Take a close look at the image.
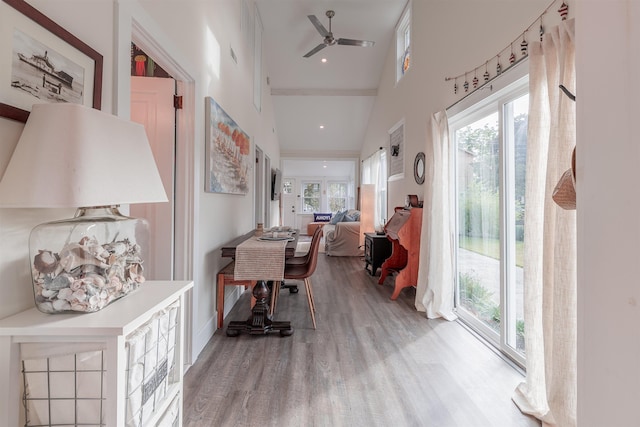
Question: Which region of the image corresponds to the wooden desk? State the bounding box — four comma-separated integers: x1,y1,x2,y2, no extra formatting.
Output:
379,208,422,300
220,230,298,337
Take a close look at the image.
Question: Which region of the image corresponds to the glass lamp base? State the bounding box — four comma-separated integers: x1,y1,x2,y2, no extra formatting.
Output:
29,206,149,314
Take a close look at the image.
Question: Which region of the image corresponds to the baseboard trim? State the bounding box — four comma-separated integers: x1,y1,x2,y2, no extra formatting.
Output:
192,286,246,362
194,315,215,360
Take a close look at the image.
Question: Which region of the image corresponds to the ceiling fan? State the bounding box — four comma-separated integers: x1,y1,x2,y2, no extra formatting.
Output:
303,10,375,58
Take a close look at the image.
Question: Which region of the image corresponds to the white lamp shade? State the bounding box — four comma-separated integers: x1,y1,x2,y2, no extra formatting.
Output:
0,103,167,208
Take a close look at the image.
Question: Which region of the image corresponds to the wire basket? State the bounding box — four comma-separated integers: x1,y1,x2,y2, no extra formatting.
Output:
124,301,180,427
22,348,106,426
19,299,180,427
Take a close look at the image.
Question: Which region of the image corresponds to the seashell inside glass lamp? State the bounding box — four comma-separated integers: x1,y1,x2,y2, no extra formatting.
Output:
33,250,59,274
30,206,149,314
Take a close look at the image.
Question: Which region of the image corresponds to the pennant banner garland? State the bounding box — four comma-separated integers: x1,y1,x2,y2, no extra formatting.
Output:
445,0,569,95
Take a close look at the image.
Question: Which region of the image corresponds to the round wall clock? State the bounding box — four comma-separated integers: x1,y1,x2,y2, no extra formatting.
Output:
414,152,425,185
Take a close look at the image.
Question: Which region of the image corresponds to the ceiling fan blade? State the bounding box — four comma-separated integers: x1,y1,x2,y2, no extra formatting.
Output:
307,15,329,37
337,38,375,48
303,43,327,58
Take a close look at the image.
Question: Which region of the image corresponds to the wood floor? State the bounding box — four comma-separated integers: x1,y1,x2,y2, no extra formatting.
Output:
183,255,541,427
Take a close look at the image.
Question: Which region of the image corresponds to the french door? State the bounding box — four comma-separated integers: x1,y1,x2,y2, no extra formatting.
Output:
451,83,528,365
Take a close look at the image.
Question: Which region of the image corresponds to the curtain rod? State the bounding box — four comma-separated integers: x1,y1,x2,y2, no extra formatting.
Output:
445,83,493,112
444,0,569,111
445,56,530,112
361,146,385,162
443,0,564,85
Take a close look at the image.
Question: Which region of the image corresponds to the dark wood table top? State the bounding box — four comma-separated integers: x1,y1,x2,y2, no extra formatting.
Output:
221,229,299,259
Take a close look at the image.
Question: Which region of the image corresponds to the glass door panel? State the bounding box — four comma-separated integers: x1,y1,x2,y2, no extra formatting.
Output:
454,91,528,365
456,111,501,340
504,93,528,356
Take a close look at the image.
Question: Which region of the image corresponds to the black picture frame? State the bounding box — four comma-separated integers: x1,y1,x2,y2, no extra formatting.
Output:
0,0,103,123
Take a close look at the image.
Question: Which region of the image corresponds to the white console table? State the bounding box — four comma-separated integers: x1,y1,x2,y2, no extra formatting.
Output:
0,280,193,427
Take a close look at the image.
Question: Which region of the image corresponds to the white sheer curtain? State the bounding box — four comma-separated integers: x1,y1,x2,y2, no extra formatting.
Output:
512,19,576,427
415,111,457,320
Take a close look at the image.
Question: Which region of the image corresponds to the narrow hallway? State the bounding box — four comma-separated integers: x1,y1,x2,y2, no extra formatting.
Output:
183,255,539,427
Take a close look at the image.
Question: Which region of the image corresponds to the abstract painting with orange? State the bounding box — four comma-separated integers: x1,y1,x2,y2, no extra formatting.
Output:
205,97,251,194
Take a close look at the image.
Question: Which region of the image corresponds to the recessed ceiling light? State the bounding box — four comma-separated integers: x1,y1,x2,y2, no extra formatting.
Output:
323,165,327,168
321,58,327,63
319,125,324,129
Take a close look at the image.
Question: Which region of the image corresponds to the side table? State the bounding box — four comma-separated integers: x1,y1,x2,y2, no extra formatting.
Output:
364,232,392,276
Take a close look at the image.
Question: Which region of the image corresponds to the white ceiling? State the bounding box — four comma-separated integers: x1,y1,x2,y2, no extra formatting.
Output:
281,159,356,178
256,0,407,155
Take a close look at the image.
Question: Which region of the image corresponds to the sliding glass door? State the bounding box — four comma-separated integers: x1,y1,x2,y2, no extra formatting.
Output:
452,84,528,365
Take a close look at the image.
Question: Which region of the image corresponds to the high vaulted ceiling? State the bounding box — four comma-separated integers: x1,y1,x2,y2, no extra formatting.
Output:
256,0,407,156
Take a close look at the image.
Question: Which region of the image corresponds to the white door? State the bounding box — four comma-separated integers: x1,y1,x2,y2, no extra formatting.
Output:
130,76,176,280
282,177,296,228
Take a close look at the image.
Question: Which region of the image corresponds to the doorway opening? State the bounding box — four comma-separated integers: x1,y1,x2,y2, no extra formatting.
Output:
129,43,176,281
123,19,197,364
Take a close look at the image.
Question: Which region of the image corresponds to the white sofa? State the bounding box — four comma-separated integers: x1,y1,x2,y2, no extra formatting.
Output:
323,210,362,256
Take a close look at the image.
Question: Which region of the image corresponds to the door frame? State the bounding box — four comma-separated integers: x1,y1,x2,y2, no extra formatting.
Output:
115,2,197,365
449,72,529,368
255,146,264,226
264,155,271,228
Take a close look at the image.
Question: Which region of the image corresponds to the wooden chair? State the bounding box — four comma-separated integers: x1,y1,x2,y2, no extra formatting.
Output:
275,226,324,298
286,226,323,266
277,228,323,329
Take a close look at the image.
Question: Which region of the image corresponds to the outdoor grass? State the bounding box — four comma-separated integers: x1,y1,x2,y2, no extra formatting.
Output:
459,236,524,267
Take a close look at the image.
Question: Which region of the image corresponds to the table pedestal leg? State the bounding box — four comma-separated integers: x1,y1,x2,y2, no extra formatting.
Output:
226,280,293,337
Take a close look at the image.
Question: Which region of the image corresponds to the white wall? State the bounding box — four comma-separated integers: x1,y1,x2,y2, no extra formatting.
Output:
576,2,640,425
0,0,282,361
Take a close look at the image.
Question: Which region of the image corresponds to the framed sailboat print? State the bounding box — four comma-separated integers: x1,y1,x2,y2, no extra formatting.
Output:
0,0,103,123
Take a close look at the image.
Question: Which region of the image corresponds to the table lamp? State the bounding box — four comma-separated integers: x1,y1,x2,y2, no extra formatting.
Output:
0,103,167,313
